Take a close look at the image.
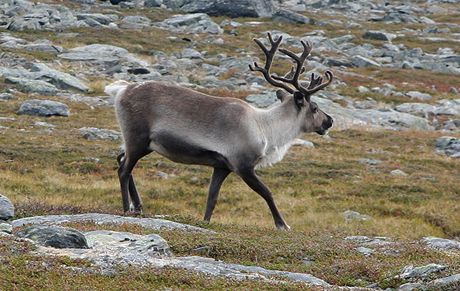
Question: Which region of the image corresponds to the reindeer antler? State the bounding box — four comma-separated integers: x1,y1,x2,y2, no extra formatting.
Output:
250,33,334,99
249,33,294,94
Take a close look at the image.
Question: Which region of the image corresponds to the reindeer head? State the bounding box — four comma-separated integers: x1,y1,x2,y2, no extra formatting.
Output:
249,33,334,135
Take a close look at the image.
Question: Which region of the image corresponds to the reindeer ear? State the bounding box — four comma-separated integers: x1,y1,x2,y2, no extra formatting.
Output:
276,89,289,101
294,92,306,107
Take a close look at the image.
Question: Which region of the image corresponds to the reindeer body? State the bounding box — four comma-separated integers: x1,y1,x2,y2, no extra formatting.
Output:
107,33,334,230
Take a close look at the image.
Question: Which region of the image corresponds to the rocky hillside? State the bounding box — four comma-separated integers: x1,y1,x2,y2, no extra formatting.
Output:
1,0,459,290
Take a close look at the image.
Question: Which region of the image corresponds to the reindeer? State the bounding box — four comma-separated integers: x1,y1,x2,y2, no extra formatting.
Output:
104,33,333,230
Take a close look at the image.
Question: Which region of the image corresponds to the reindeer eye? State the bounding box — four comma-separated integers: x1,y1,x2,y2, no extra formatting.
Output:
310,103,318,113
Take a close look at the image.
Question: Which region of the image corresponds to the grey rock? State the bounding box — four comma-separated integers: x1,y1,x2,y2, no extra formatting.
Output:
17,99,69,117
59,44,128,63
343,210,371,221
181,48,202,59
395,103,436,118
0,93,14,101
272,8,314,24
397,283,423,291
435,137,460,158
0,222,12,233
399,264,446,279
5,77,58,95
37,231,329,286
428,274,460,289
390,169,408,176
31,63,89,92
76,13,117,26
422,236,460,250
12,213,211,232
357,86,370,93
363,30,397,41
16,225,89,249
358,158,382,165
406,91,432,101
351,55,381,68
434,99,460,116
313,97,433,131
323,57,353,67
156,13,222,34
145,0,163,7
345,236,394,246
79,127,121,141
179,0,275,18
120,15,151,29
22,39,63,53
0,194,14,220
356,246,374,256
245,91,279,108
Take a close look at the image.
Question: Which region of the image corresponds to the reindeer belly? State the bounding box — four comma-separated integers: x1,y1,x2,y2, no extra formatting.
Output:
149,131,229,168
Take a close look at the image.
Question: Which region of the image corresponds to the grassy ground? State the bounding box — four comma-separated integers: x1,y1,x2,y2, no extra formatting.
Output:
1,90,459,289
1,2,460,289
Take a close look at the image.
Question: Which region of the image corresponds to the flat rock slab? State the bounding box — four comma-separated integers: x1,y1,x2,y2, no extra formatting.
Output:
12,213,211,233
17,99,69,117
422,236,460,251
35,230,329,287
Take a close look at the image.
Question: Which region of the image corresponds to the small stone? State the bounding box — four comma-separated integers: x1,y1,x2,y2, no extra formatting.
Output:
156,171,169,179
0,222,12,233
358,158,382,165
17,99,69,117
343,210,371,221
356,246,374,256
358,86,370,93
406,91,432,101
399,264,446,279
363,30,397,41
422,236,460,251
79,127,121,141
435,137,460,158
5,77,58,95
351,55,381,68
16,225,89,249
397,283,423,291
0,194,15,220
390,169,408,176
0,93,14,101
181,48,202,59
428,274,460,289
144,0,162,7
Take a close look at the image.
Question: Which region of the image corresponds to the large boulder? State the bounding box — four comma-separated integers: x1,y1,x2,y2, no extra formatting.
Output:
31,63,89,92
178,0,275,18
16,225,89,249
0,194,14,220
5,77,58,95
435,137,460,158
155,13,223,34
17,99,70,117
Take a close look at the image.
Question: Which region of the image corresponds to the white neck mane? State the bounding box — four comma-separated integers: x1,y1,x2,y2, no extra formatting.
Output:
254,99,303,168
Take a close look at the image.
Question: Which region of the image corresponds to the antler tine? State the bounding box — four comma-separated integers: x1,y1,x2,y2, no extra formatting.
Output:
249,33,294,94
307,73,322,89
305,70,334,95
271,40,312,93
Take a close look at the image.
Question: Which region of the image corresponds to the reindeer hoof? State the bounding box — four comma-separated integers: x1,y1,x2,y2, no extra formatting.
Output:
276,223,291,231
